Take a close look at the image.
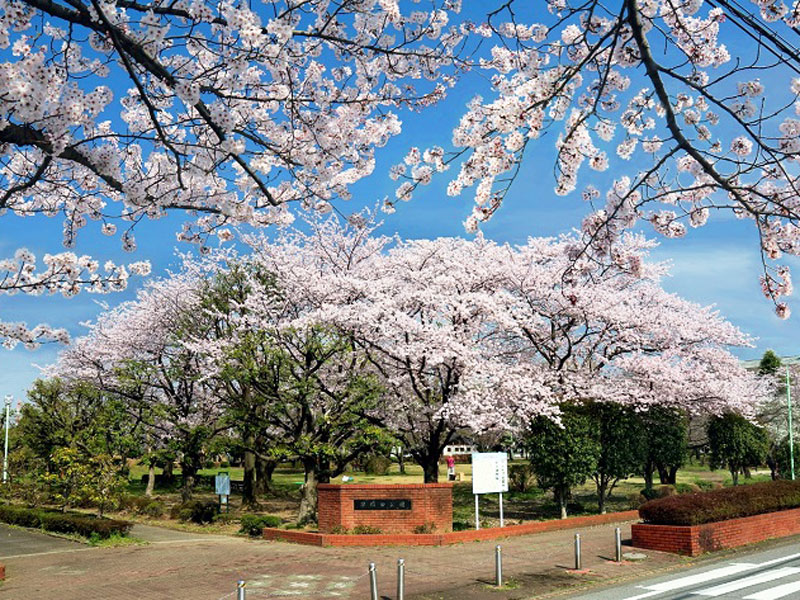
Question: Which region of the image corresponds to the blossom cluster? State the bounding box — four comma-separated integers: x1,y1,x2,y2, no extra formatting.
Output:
0,248,150,348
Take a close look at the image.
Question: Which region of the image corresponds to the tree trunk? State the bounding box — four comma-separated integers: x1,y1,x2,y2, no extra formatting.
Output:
242,432,257,507
768,455,778,480
730,465,739,486
162,460,174,484
422,458,440,483
597,481,607,514
297,464,319,525
145,463,155,497
255,457,276,495
643,468,653,492
643,457,654,491
657,465,670,485
555,486,569,519
181,461,197,503
667,466,679,485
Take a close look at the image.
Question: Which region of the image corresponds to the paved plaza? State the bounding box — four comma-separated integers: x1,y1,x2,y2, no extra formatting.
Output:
0,519,690,600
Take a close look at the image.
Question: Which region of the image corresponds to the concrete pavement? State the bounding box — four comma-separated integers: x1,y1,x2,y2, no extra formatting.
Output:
0,518,687,600
569,540,800,600
0,523,87,560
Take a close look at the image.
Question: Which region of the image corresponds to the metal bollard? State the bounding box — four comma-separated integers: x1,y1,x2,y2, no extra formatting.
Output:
495,545,503,587
615,527,622,563
574,533,582,570
369,562,378,600
237,580,246,600
397,558,405,600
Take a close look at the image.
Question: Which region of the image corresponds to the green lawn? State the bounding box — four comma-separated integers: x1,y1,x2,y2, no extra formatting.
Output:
121,458,774,529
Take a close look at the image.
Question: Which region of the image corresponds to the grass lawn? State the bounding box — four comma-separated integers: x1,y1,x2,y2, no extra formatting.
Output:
114,457,776,532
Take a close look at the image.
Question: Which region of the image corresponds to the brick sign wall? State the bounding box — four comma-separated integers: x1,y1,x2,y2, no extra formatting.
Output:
317,483,453,534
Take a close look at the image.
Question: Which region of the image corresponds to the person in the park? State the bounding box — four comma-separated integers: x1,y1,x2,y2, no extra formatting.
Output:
446,455,456,482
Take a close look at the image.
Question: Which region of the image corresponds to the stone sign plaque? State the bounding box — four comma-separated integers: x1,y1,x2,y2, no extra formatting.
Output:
353,499,412,510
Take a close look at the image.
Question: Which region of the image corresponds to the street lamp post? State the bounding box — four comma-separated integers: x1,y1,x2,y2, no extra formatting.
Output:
3,395,11,485
788,368,795,481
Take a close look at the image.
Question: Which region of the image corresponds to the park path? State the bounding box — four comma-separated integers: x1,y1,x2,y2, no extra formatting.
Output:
0,518,688,600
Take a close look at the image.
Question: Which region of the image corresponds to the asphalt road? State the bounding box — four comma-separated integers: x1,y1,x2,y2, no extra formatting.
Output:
0,523,86,560
570,543,800,600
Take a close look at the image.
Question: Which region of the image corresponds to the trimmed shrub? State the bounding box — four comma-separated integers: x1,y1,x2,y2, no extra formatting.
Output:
170,500,218,524
412,522,436,534
640,487,660,501
0,504,131,539
675,483,701,494
352,524,382,534
639,480,800,526
143,501,165,518
239,514,282,536
364,456,392,475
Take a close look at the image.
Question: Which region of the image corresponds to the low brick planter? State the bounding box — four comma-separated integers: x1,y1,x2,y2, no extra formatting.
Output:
264,509,639,547
0,563,5,580
632,506,800,556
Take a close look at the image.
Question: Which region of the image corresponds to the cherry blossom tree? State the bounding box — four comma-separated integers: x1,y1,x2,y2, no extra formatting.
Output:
1,250,150,348
235,214,767,483
54,272,227,501
6,0,800,350
0,0,470,344
391,0,800,317
494,233,766,417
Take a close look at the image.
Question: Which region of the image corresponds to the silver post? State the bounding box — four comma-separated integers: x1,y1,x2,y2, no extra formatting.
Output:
474,494,480,530
397,558,405,600
574,533,582,570
236,580,246,600
3,396,11,485
495,545,503,587
615,527,622,562
369,562,378,600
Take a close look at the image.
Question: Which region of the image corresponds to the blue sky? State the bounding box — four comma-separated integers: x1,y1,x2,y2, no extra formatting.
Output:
2,3,799,404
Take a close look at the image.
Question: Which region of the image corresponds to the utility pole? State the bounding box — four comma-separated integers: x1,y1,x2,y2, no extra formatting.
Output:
3,395,11,485
788,367,795,481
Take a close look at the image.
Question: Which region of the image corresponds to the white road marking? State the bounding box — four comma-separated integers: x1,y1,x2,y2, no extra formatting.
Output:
619,590,663,600
691,567,800,596
0,547,95,560
641,563,758,592
755,552,800,568
744,580,800,600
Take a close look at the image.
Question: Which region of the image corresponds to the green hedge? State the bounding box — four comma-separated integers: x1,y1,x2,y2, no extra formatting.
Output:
239,514,281,536
639,480,800,526
0,504,132,538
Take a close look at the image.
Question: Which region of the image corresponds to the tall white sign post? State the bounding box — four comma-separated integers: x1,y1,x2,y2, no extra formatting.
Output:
471,452,508,530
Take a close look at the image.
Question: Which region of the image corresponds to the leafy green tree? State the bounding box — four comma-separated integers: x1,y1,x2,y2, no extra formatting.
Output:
641,407,688,489
590,403,647,514
524,405,600,519
20,379,142,467
196,263,281,507
40,448,125,515
759,350,782,376
707,413,769,485
776,437,800,480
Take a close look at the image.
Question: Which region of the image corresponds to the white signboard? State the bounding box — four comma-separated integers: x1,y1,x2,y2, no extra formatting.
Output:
215,472,231,496
471,452,508,495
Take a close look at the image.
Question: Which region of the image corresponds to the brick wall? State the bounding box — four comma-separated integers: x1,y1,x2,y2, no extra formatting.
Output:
632,506,800,556
0,563,5,580
317,484,453,534
263,508,640,547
